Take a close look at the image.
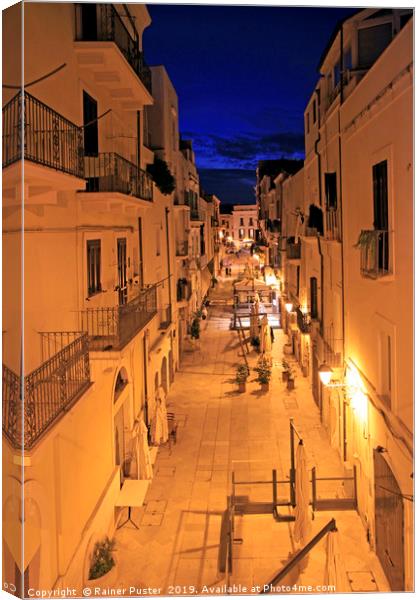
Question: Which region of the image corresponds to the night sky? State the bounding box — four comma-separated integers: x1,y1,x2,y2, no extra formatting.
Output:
144,4,357,204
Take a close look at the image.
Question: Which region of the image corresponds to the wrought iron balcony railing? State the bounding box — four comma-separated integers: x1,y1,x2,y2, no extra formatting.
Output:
75,4,152,93
177,279,192,302
2,91,84,178
84,153,153,201
159,305,172,330
3,332,91,450
296,307,311,334
80,286,157,351
286,239,301,260
266,218,281,233
359,229,390,279
190,208,206,221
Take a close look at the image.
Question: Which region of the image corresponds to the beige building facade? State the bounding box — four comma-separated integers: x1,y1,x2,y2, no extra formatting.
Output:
2,3,219,594
257,8,413,592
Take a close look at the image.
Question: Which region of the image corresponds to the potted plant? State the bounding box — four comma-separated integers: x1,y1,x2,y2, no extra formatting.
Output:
190,317,200,340
88,537,116,583
236,364,249,393
250,336,260,352
282,359,290,382
254,356,271,392
287,366,296,390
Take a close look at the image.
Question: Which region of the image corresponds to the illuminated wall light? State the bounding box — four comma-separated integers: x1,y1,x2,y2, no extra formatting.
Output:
318,363,333,385
285,302,293,313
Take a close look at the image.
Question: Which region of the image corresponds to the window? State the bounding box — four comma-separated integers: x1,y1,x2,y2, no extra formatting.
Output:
372,160,389,271
358,23,393,69
248,228,254,238
87,239,101,296
379,331,392,408
312,99,316,124
306,113,310,133
333,62,340,89
249,218,253,226
239,228,244,239
83,91,98,156
310,277,318,319
240,217,244,226
324,172,337,210
156,227,161,256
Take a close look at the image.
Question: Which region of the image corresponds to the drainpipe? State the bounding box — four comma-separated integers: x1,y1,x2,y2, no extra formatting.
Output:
314,87,324,338
338,24,346,358
136,111,141,169
338,24,347,461
165,207,172,323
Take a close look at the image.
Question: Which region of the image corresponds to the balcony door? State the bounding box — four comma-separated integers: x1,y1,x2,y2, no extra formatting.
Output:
79,3,98,40
117,238,128,305
373,160,389,271
83,91,98,157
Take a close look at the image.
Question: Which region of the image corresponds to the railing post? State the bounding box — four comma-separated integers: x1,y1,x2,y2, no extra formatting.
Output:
290,418,296,506
311,466,317,511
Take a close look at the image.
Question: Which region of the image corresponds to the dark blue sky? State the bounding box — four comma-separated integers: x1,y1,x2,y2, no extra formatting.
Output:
144,4,356,202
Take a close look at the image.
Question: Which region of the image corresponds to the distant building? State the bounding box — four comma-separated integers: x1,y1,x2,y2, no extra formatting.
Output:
231,204,258,248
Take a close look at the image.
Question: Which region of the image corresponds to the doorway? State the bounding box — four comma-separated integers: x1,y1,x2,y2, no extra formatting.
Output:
374,449,405,591
117,238,128,305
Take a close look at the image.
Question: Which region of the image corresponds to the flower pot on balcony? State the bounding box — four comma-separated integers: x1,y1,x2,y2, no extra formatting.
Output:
238,381,246,393
260,382,269,393
282,370,289,382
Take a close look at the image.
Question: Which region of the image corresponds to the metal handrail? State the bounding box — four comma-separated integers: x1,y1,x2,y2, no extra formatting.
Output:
75,4,152,93
2,91,84,177
260,519,337,593
84,152,153,201
80,286,157,350
359,229,390,278
3,333,91,450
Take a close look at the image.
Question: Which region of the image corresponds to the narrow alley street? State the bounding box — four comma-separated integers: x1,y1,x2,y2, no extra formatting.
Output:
113,254,389,595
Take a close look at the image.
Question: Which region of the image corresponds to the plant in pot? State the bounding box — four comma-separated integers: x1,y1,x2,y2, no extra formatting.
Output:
282,359,290,382
88,537,116,583
236,364,249,393
254,356,272,392
287,366,296,390
250,336,261,352
190,317,200,340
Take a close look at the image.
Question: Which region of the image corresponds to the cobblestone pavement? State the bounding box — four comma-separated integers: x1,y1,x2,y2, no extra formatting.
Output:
113,256,389,595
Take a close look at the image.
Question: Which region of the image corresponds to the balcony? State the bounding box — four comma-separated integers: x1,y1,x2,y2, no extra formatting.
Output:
176,240,189,257
80,286,157,351
190,208,206,222
325,209,341,241
2,332,91,450
74,4,152,96
359,230,390,279
296,307,311,334
2,91,84,179
177,279,192,302
266,218,281,233
286,239,301,260
84,153,153,202
159,306,172,330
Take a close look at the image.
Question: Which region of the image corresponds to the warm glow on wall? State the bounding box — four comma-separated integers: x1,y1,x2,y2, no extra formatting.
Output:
285,302,293,313
346,365,368,424
265,273,278,286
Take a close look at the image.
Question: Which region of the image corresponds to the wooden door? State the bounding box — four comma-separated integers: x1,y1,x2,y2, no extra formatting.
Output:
374,450,405,591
